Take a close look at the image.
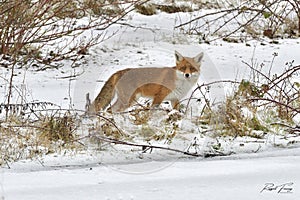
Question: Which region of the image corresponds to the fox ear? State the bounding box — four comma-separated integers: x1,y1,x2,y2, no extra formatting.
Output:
175,51,183,62
194,52,204,64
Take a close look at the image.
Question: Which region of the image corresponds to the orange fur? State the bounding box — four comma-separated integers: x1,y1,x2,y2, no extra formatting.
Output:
89,51,204,113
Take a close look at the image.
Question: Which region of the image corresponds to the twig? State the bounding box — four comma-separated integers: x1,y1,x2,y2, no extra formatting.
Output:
269,65,300,91
91,134,203,157
95,113,126,136
250,97,300,114
5,159,11,169
6,61,16,119
175,8,238,28
185,79,240,113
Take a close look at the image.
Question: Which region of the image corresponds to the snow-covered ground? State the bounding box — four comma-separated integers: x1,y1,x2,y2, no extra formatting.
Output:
1,3,300,200
2,148,300,200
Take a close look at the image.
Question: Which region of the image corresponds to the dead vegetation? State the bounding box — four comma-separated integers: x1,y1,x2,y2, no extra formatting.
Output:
175,0,300,41
196,54,300,139
1,57,300,165
1,0,300,165
0,0,147,67
0,0,150,166
0,110,81,167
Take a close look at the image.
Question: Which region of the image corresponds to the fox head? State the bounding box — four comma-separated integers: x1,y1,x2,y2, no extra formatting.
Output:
175,51,204,79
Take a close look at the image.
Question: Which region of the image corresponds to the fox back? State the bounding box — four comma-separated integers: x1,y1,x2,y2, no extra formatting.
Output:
90,51,204,113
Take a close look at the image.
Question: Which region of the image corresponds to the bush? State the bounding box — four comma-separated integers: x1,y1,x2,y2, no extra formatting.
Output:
175,0,300,41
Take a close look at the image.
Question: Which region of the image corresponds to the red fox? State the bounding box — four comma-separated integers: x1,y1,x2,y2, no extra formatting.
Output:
89,51,204,113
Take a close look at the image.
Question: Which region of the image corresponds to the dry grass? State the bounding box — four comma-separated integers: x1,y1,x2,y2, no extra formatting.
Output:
129,107,152,125
0,112,80,166
135,3,157,15
37,113,77,144
83,0,124,17
156,4,193,13
198,58,300,139
135,2,194,16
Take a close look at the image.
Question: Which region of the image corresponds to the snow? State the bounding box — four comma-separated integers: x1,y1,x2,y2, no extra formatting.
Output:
1,2,300,200
2,148,300,200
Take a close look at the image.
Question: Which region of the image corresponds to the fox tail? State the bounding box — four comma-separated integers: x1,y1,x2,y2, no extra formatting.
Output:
89,69,130,113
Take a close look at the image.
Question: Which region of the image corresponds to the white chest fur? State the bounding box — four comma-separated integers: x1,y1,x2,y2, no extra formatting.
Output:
165,71,199,101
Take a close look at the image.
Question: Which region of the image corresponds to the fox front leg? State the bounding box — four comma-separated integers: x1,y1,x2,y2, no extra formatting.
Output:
170,99,180,110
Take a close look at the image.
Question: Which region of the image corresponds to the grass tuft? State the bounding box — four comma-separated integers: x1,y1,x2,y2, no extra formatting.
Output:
135,3,157,16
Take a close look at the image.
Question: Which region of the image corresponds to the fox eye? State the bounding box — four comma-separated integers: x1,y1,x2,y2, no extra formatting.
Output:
181,66,186,71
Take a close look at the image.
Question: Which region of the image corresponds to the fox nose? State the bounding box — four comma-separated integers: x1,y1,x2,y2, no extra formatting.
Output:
185,73,190,78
